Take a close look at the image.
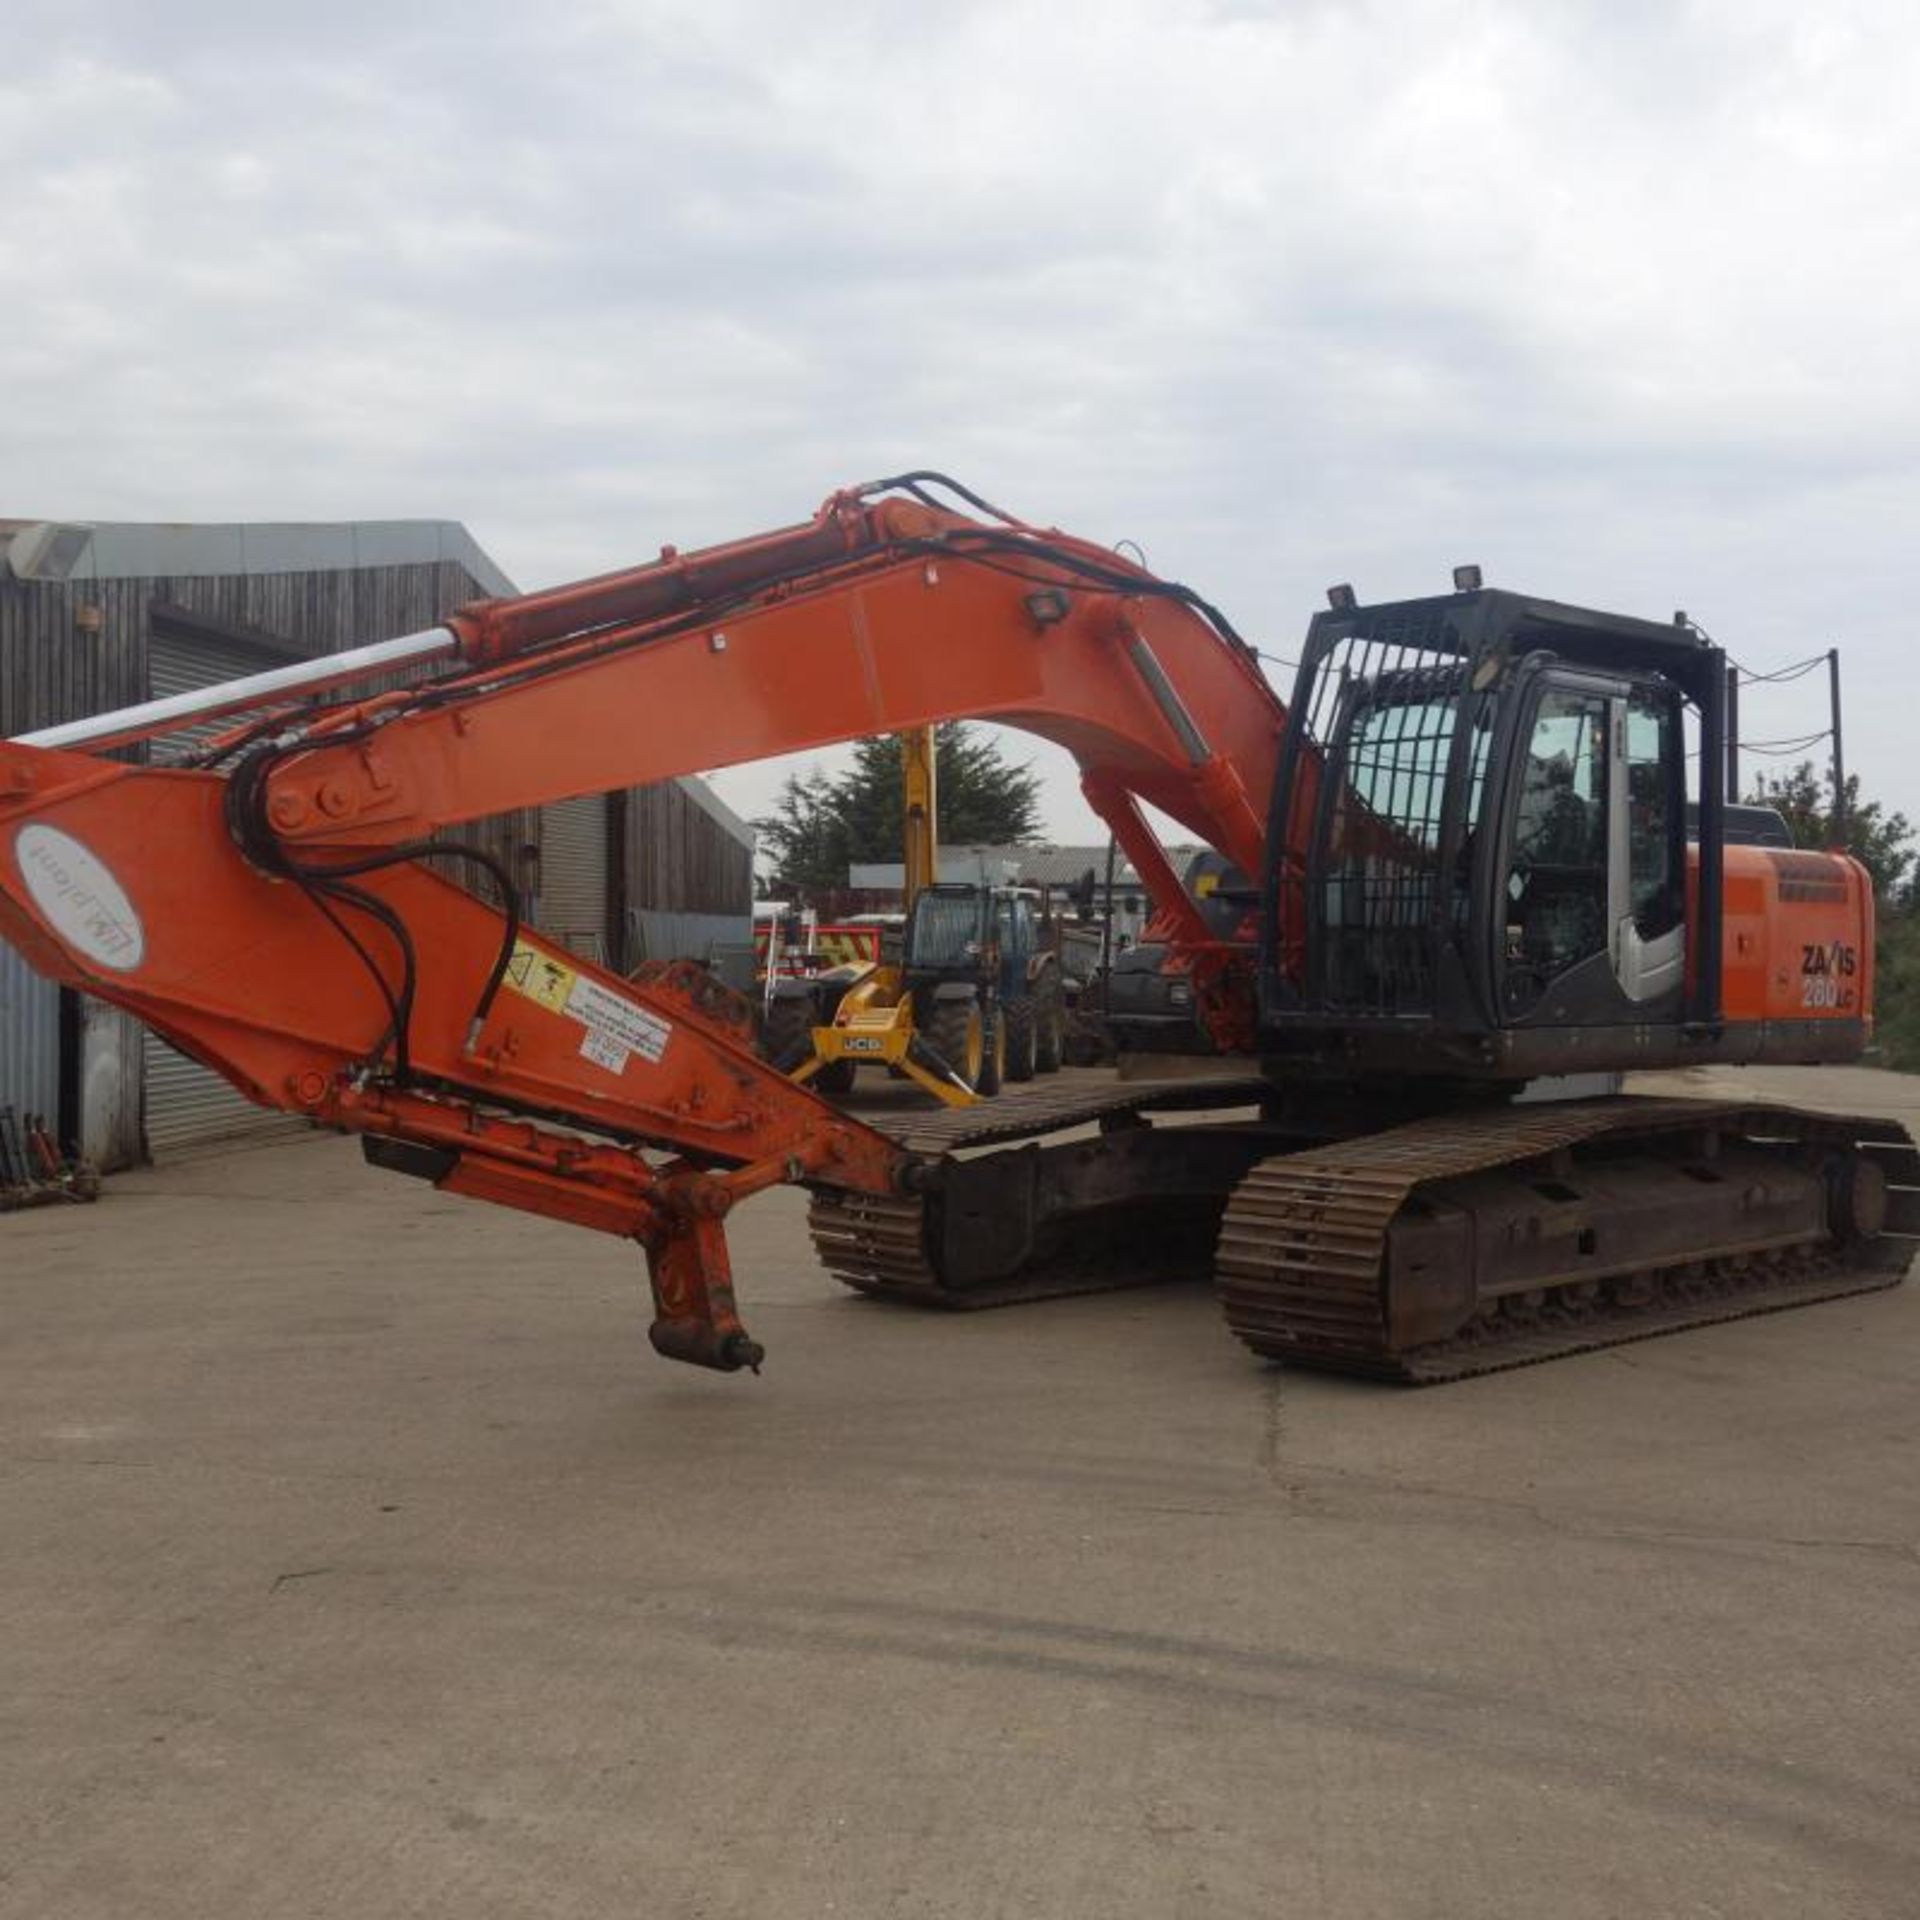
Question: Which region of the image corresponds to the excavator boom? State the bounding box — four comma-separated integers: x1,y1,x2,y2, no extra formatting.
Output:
0,475,1286,1369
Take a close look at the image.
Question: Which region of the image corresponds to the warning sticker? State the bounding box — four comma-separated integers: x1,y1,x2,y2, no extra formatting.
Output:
504,939,577,1013
500,935,673,1071
567,975,672,1065
580,1029,631,1075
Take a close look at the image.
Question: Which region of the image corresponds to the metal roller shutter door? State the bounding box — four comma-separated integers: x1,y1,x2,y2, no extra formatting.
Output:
539,795,610,963
143,631,309,1158
0,937,61,1141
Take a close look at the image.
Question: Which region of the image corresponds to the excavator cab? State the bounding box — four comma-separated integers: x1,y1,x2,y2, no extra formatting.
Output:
1259,589,1732,1080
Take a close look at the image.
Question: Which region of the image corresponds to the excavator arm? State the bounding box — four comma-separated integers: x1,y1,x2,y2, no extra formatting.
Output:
0,475,1288,1372
241,481,1280,900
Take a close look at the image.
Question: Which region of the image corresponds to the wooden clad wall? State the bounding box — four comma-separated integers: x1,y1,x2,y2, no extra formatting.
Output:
2,558,484,735
1,574,146,737
0,559,536,902
621,782,753,917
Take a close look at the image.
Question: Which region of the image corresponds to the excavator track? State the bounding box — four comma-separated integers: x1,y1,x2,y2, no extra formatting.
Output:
1216,1097,1920,1381
809,1075,1274,1308
812,1086,1919,1378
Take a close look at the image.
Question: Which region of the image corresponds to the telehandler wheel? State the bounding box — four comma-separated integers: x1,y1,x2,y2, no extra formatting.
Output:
1003,997,1038,1082
760,995,815,1073
977,1006,1006,1097
1033,978,1066,1074
926,996,986,1091
815,1057,857,1096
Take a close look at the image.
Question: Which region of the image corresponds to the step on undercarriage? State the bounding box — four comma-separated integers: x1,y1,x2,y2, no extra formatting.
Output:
808,1084,1920,1380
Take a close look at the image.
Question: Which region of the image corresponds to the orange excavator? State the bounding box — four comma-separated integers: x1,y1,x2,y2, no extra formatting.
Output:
2,473,1911,1380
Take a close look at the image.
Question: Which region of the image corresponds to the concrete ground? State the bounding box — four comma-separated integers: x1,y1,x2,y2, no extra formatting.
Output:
4,1066,1919,1919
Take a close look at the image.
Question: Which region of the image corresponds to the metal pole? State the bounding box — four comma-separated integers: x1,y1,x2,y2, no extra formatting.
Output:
1695,651,1726,1028
12,625,459,753
1724,663,1740,801
1100,834,1118,1023
1828,647,1846,849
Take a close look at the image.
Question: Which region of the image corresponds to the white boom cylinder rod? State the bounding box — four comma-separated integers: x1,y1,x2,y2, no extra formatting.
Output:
12,625,460,752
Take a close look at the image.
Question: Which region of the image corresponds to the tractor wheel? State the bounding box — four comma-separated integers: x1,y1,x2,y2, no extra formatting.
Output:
925,996,986,1091
977,1004,1006,1097
1033,978,1066,1074
760,995,816,1074
1002,997,1038,1082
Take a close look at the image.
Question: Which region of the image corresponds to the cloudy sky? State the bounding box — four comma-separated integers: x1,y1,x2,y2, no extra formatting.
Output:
5,0,1916,850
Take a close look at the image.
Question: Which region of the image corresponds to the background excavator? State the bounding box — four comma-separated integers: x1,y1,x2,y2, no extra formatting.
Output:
2,472,1913,1382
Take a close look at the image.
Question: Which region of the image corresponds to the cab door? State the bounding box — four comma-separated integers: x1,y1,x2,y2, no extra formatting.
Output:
1609,686,1686,1003
1495,672,1686,1021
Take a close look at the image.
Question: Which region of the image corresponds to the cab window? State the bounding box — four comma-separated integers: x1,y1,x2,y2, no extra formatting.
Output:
1626,691,1681,938
1505,690,1609,1003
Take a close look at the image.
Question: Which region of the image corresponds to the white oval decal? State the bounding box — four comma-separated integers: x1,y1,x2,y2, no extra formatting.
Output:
13,825,146,972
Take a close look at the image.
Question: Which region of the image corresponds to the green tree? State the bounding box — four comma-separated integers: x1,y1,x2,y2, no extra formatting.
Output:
1746,761,1915,902
1873,911,1920,1069
835,723,1043,862
753,768,849,901
1746,762,1920,1069
754,724,1044,903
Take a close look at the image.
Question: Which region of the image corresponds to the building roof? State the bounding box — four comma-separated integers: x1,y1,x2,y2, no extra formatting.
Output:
0,516,517,598
0,514,754,849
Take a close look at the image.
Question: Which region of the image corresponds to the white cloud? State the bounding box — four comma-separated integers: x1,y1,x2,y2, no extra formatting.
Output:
3,0,1915,838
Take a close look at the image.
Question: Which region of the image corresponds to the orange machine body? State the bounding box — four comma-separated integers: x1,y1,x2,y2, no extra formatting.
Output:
1708,843,1874,1034
0,478,1881,1370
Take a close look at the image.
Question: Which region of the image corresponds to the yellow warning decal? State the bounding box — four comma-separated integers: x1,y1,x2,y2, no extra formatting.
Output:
497,937,675,1073
504,938,577,1014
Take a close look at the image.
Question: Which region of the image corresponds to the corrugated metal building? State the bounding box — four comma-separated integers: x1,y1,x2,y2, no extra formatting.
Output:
1,517,752,1166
